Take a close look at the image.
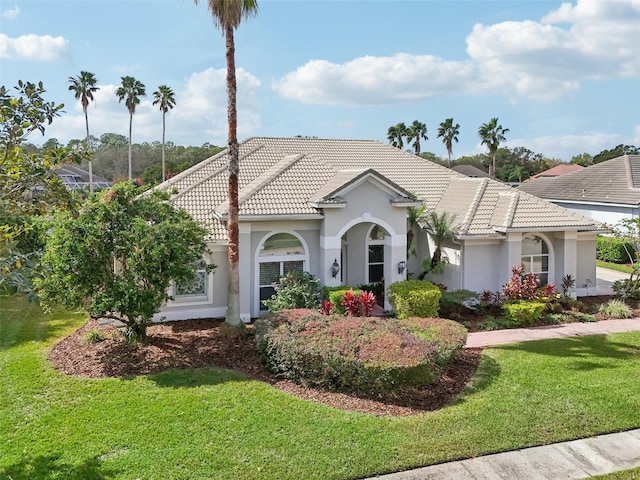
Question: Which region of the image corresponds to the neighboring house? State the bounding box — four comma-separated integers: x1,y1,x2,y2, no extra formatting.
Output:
154,137,603,322
56,165,111,191
518,155,640,226
450,164,491,178
526,163,584,182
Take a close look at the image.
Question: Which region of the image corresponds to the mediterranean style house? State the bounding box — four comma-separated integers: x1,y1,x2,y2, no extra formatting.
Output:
519,155,640,226
153,137,603,322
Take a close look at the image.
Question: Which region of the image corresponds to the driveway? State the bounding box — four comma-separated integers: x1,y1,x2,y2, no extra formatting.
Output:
596,266,631,295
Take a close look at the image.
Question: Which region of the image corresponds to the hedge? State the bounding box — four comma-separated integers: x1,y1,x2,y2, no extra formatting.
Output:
502,301,546,326
254,309,467,396
387,280,441,319
597,236,635,264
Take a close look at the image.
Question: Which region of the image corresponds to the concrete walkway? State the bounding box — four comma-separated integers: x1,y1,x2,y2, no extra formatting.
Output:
370,429,640,479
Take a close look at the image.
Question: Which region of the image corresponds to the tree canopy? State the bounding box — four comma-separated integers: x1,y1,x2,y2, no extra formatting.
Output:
0,81,86,298
37,182,213,342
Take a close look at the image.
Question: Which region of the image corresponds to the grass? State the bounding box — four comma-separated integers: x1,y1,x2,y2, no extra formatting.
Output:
2,295,640,479
597,259,634,274
593,469,640,479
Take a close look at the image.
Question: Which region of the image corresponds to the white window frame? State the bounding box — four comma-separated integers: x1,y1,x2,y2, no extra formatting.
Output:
366,224,387,284
255,231,310,314
521,233,553,286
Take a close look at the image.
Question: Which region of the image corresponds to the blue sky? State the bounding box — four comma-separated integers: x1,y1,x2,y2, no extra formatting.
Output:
1,0,639,161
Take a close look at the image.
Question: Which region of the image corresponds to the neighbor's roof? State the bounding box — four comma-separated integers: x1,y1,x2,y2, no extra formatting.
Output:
451,164,490,178
518,155,640,206
526,163,584,181
156,137,601,241
56,164,111,190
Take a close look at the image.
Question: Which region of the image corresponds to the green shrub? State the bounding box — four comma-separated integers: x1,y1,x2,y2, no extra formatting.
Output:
439,289,477,316
576,313,596,323
263,271,321,312
83,330,106,344
254,309,467,396
543,313,571,325
598,299,633,319
502,301,546,326
388,280,441,319
597,236,635,263
325,288,363,314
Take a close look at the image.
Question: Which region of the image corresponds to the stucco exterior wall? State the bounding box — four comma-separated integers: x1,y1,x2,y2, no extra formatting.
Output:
553,201,638,226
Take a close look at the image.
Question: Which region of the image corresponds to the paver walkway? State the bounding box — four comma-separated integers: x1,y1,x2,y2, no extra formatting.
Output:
366,316,640,480
465,317,640,348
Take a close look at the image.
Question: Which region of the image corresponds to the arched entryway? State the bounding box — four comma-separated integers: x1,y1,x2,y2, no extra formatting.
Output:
256,231,309,312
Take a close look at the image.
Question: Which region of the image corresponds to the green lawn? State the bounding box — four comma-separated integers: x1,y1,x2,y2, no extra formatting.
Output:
2,295,640,480
597,259,634,274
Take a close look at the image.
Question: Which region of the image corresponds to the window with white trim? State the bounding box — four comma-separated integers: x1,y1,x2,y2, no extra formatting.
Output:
174,259,208,297
367,225,387,283
258,233,305,310
521,235,549,285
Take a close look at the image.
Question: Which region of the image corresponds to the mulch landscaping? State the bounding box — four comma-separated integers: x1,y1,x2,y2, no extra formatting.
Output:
49,317,482,417
48,294,627,417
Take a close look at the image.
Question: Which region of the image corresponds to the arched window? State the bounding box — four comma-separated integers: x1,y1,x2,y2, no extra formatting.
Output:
367,225,387,283
258,232,305,310
521,235,549,285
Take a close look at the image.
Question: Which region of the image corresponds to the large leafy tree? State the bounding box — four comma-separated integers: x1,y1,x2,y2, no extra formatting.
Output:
437,118,460,167
68,71,99,191
195,0,258,329
116,76,146,180
152,85,176,182
478,117,509,177
387,122,407,149
406,120,428,154
37,182,213,342
0,81,84,298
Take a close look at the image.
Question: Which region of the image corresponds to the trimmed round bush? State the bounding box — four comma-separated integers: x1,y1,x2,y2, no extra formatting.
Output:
254,309,467,396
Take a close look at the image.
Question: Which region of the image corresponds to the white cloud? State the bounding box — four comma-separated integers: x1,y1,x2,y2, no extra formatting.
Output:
0,33,70,62
273,54,474,106
274,0,640,105
43,68,262,147
2,4,20,19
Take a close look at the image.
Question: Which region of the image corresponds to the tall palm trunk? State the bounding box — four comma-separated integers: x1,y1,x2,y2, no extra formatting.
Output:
128,112,133,180
84,110,93,192
161,111,166,182
225,24,241,326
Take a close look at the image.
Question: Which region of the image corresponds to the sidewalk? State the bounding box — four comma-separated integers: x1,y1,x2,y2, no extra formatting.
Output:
370,429,640,479
367,315,640,480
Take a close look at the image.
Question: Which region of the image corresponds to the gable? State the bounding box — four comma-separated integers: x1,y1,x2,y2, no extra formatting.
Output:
154,136,602,241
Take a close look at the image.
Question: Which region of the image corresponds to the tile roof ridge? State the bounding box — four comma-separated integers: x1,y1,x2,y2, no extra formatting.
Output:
502,190,520,229
216,152,306,214
459,177,489,233
167,143,268,201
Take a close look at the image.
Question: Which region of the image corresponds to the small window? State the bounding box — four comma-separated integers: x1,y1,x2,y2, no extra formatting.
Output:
367,225,387,283
259,233,304,257
175,260,208,297
521,235,549,285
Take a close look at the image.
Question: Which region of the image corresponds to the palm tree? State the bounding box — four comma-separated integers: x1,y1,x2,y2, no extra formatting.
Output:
406,120,428,154
152,85,176,183
422,210,457,275
68,71,99,192
195,0,258,328
437,118,460,167
478,117,509,177
116,76,146,180
387,122,407,149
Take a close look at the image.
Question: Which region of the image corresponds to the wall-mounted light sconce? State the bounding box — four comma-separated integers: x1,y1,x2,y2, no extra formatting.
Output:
331,258,340,278
398,260,406,274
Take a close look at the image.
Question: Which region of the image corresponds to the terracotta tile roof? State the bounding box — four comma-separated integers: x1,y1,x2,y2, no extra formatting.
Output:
527,163,583,181
518,155,640,206
156,137,602,240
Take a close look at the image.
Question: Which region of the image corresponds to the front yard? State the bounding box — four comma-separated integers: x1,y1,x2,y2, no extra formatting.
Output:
2,294,640,479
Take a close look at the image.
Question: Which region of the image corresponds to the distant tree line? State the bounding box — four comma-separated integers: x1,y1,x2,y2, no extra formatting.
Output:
34,134,223,185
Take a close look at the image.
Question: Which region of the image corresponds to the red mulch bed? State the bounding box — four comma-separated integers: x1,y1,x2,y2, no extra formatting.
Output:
49,318,482,417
